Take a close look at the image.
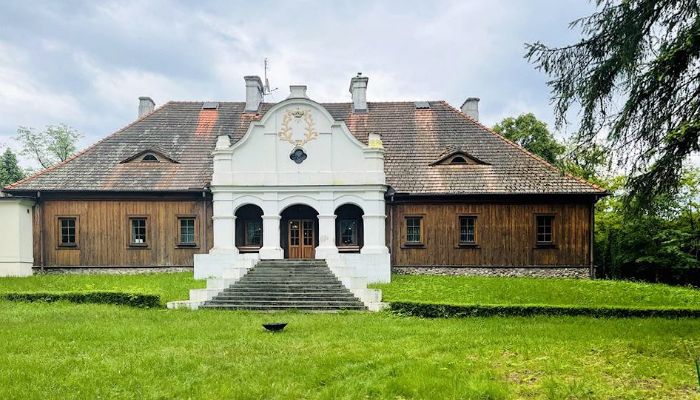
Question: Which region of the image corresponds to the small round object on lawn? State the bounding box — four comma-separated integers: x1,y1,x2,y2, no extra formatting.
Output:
263,322,288,332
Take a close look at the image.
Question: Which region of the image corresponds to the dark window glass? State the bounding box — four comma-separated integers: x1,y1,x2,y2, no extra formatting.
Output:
179,218,195,244
244,220,262,246
130,218,147,245
59,218,76,246
303,220,313,246
406,217,422,243
290,221,300,246
339,219,358,246
451,156,467,164
459,216,476,244
142,154,159,162
536,215,554,244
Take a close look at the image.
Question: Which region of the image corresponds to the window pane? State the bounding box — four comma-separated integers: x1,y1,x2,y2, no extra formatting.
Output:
59,218,76,245
131,218,146,244
303,220,313,246
180,218,195,244
245,220,262,246
290,221,300,246
460,217,476,243
339,219,357,246
536,216,553,243
406,217,421,243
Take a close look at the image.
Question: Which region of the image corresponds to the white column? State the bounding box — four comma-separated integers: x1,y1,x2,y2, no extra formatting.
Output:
361,214,389,255
259,215,283,259
211,215,237,254
315,214,339,259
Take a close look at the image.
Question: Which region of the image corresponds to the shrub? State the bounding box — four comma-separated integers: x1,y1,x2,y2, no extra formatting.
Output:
2,291,161,308
389,301,700,319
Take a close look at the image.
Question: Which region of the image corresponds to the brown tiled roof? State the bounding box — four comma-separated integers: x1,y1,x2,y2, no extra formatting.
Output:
4,101,604,195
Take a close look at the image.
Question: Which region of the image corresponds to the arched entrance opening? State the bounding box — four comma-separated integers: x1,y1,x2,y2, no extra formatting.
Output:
235,204,263,253
280,204,319,259
335,204,364,253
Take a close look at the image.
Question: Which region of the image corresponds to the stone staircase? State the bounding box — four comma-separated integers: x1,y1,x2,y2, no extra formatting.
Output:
200,259,367,311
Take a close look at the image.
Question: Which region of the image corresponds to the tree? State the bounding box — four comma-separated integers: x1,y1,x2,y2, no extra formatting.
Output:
492,113,565,164
16,124,82,169
595,169,700,284
0,148,25,187
526,0,700,208
559,141,611,183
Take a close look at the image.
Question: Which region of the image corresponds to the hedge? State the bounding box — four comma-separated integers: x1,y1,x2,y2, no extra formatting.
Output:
389,301,700,319
2,291,161,308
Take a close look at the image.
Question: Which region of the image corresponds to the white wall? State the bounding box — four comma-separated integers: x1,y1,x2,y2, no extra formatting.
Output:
0,198,34,277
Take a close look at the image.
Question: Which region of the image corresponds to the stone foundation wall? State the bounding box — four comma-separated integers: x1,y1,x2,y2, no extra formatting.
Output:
32,267,193,275
392,266,593,279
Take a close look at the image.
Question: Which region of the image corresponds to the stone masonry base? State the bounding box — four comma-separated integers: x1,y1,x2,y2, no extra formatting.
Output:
32,266,193,275
393,266,593,279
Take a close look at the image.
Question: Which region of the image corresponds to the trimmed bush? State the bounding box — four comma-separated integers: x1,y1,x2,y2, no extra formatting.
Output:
389,301,700,319
2,291,161,308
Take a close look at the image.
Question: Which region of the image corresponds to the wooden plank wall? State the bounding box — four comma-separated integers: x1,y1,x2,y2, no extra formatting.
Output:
34,200,213,267
387,202,592,267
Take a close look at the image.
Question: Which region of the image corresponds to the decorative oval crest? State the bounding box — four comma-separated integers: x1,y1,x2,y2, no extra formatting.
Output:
278,108,318,147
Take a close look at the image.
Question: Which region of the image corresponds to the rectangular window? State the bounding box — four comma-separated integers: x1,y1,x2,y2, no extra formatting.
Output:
405,217,423,244
58,217,77,247
339,219,358,246
536,215,554,244
179,217,196,245
459,216,477,244
130,217,147,246
244,220,262,247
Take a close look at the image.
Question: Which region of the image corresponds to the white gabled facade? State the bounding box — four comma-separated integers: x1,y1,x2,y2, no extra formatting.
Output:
187,85,389,309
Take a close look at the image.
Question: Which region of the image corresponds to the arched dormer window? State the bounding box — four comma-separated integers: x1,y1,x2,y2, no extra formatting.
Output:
431,151,489,167
120,150,179,164
450,156,468,165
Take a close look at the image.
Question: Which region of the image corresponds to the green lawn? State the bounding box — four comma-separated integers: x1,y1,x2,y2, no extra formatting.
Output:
1,302,699,399
373,275,700,308
1,273,700,397
0,272,203,303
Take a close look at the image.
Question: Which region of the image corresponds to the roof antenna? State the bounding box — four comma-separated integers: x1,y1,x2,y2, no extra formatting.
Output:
263,58,278,98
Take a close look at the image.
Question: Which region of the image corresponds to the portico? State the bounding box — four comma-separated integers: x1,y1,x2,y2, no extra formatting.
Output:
194,82,391,290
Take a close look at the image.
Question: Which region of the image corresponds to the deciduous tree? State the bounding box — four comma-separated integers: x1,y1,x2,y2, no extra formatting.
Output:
16,124,82,169
492,113,565,164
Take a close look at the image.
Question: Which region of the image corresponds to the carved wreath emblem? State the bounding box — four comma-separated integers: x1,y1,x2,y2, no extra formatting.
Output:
278,108,318,146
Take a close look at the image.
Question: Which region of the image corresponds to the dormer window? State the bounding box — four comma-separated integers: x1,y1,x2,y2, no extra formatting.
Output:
450,156,467,165
120,150,178,164
431,151,489,167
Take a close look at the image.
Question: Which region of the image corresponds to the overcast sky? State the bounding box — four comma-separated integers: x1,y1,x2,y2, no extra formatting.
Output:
0,0,596,166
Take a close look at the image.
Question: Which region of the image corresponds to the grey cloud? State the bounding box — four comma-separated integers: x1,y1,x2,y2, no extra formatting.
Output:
0,0,595,166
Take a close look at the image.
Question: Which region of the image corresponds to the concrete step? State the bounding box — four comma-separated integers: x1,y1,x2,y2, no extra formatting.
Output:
213,294,360,301
203,259,366,311
205,298,362,307
200,304,366,311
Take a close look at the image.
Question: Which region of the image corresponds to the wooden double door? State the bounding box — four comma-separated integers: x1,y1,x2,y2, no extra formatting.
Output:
287,219,315,259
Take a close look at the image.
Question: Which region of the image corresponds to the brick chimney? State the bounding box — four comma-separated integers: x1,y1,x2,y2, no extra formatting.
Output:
138,97,155,118
244,75,264,112
460,97,480,121
349,73,368,113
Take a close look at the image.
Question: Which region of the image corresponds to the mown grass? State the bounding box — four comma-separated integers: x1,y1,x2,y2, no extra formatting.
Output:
0,302,699,399
373,275,700,308
0,272,203,303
